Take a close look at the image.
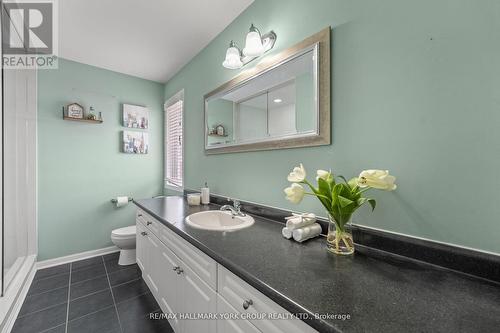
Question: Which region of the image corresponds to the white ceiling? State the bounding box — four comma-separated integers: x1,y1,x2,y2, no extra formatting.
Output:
59,0,254,83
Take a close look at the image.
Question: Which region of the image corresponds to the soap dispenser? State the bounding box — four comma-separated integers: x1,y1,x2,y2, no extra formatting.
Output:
201,182,210,204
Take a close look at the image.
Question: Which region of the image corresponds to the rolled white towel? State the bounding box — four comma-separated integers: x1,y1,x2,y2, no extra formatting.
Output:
281,227,293,239
285,212,316,221
285,214,316,230
292,223,322,243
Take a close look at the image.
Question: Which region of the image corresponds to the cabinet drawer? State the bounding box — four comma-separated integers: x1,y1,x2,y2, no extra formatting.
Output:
136,209,147,224
218,266,317,333
217,294,261,333
160,225,217,290
140,211,162,236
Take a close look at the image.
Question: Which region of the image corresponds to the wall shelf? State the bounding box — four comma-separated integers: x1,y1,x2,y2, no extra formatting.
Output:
63,116,103,124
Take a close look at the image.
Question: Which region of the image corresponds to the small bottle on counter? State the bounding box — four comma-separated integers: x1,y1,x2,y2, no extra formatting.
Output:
201,182,210,204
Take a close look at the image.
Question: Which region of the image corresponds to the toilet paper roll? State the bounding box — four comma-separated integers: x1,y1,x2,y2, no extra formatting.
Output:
115,196,129,207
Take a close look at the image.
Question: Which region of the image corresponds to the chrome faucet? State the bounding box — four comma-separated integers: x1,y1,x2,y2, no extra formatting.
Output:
220,198,246,217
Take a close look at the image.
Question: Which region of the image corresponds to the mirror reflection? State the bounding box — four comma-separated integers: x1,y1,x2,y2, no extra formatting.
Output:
206,45,318,149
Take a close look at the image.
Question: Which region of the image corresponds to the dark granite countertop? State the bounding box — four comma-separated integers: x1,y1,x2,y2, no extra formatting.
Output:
134,196,500,333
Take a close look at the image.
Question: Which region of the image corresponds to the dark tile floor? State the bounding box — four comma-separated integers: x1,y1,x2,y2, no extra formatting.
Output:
12,253,173,333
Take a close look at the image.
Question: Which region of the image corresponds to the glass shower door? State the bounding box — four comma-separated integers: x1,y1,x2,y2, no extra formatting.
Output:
1,66,37,293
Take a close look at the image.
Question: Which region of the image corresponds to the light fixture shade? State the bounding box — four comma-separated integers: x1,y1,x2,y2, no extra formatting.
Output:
222,45,243,69
243,30,264,57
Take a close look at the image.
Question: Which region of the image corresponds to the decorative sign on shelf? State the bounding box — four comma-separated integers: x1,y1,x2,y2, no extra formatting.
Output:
216,124,225,136
66,103,84,119
208,124,227,137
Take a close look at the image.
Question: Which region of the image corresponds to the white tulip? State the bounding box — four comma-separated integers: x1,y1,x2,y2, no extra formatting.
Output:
287,163,306,182
284,183,305,204
316,169,331,181
357,170,397,191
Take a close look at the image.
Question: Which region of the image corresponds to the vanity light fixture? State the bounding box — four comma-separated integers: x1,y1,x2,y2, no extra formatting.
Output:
222,41,244,69
222,23,277,69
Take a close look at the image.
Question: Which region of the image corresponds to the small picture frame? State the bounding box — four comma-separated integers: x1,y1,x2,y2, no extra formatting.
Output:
123,131,149,154
66,103,84,119
123,104,149,129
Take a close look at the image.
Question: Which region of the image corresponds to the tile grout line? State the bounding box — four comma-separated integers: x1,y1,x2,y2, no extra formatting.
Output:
32,264,105,288
66,304,115,326
115,290,150,305
33,257,129,289
25,269,113,305
64,262,72,333
68,287,110,302
17,300,69,319
26,283,69,298
69,273,142,303
102,256,124,333
32,269,70,283
111,277,141,290
38,323,66,333
68,272,107,286
63,288,151,326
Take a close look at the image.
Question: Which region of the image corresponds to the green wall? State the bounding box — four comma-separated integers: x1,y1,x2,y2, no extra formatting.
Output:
38,59,164,260
164,0,500,254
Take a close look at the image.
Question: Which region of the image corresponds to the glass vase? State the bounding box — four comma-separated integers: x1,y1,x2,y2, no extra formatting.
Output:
326,214,355,255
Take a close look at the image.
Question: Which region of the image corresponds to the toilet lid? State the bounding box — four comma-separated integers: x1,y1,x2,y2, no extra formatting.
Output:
112,225,136,237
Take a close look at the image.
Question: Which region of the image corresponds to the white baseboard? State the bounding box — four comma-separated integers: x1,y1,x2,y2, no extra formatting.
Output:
37,246,120,270
1,255,37,333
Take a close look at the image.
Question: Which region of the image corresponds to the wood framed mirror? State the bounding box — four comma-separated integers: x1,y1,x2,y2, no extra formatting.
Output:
204,27,331,154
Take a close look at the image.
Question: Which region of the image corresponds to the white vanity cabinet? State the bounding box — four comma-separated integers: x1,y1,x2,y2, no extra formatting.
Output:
136,208,318,333
136,221,161,295
216,294,261,333
218,265,317,333
136,211,216,333
155,235,183,332
135,222,147,272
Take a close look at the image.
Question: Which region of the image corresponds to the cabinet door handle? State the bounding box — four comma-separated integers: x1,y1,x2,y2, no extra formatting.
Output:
173,266,180,272
146,221,152,226
138,214,143,217
242,299,253,310
141,231,147,236
176,268,184,275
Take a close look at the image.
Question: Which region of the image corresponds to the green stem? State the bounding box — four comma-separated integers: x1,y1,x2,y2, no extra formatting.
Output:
358,187,372,194
304,192,329,200
303,179,316,192
303,179,331,210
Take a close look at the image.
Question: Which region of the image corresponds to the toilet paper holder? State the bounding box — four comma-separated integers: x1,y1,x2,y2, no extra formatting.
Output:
110,197,133,203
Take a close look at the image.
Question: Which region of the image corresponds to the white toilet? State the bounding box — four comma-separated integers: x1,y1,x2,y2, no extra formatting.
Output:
111,225,137,265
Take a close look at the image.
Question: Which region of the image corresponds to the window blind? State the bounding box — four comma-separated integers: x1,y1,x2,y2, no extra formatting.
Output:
165,99,183,188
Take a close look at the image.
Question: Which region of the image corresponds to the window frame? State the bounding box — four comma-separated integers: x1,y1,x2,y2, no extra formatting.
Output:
164,90,184,192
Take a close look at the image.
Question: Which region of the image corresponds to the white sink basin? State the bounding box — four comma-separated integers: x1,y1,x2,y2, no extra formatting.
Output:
185,210,254,231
